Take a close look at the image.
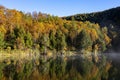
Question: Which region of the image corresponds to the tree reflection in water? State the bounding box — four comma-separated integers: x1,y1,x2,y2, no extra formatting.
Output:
0,54,117,80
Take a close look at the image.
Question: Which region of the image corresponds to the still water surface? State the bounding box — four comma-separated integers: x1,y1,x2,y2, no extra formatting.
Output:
0,53,119,80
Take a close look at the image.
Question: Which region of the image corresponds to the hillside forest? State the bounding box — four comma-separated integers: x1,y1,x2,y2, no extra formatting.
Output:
0,5,120,80
0,5,112,54
64,7,120,52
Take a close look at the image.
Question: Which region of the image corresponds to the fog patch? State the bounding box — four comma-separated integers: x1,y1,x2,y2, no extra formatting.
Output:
104,52,120,64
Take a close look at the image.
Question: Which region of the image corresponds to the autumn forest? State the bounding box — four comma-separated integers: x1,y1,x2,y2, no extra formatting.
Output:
0,5,120,80
0,5,112,53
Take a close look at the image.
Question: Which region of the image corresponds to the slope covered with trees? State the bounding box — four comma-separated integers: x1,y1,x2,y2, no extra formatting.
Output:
64,7,120,52
0,5,111,54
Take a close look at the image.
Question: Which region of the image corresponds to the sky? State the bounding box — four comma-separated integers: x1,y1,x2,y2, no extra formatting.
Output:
0,0,120,17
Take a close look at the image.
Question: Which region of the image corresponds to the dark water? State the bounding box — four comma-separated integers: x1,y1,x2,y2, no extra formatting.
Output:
105,53,120,80
0,53,119,80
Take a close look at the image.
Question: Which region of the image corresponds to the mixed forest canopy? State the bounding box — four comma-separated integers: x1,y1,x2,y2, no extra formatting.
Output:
0,5,112,53
0,5,119,80
64,6,120,52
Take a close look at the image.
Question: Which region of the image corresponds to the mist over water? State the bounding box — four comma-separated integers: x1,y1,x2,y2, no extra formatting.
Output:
104,52,120,63
0,51,120,80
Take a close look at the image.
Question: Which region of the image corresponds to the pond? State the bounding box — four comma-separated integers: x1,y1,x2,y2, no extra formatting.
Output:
0,53,119,80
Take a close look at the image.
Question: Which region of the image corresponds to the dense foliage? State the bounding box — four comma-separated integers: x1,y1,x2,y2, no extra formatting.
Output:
0,5,111,53
64,6,120,52
0,5,120,80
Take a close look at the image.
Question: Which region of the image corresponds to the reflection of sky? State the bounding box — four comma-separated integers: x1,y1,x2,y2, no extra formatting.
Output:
0,0,120,16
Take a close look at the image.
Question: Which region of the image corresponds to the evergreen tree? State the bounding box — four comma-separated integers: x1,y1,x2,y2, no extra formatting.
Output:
5,30,16,49
75,29,93,50
0,32,5,49
14,26,25,49
49,30,56,49
55,30,66,51
24,32,33,48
